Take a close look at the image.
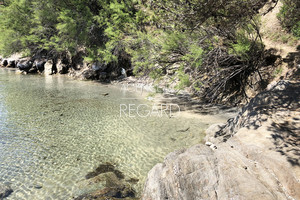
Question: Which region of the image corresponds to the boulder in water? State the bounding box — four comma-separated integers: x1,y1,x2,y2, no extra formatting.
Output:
17,60,33,72
34,60,46,73
1,59,8,67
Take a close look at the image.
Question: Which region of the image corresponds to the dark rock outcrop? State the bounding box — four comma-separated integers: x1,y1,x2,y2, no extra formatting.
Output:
7,60,16,68
17,60,33,72
1,59,8,67
34,60,46,73
142,81,300,200
1,59,16,68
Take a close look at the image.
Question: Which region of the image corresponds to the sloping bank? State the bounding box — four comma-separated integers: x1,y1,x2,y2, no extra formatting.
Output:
142,81,300,200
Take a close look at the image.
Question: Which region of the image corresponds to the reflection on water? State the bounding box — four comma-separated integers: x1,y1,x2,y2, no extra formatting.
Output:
0,69,223,199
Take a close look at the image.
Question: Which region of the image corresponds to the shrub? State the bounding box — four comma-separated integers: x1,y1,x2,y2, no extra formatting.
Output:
277,0,300,38
292,21,300,38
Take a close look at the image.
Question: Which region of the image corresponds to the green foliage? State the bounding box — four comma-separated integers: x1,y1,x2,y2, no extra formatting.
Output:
229,33,251,60
125,30,162,76
291,21,300,38
124,0,273,97
153,86,164,93
0,0,33,56
229,21,263,61
175,66,191,90
127,30,205,81
277,0,300,38
161,32,188,55
273,66,283,77
149,68,163,80
143,0,275,31
0,0,138,59
193,80,203,92
182,44,204,69
94,0,137,62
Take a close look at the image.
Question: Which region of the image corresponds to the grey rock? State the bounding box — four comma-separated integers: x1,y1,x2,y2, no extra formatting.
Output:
143,143,300,200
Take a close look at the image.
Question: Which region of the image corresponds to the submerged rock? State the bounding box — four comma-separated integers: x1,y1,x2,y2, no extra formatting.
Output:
74,184,136,200
125,178,139,185
142,81,300,200
0,183,13,199
85,163,124,180
101,93,109,97
75,163,137,200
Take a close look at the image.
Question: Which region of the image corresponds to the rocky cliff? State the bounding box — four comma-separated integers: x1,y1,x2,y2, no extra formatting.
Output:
142,81,300,200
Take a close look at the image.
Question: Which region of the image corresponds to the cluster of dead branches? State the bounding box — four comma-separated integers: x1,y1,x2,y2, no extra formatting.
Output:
190,28,266,104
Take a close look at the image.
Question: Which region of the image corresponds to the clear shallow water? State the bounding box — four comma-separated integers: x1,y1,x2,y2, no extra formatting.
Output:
0,69,222,199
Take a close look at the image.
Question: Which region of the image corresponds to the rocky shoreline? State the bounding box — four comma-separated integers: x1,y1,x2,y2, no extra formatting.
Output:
0,52,130,81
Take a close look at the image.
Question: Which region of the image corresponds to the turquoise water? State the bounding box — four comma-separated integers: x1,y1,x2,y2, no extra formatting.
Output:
0,69,221,199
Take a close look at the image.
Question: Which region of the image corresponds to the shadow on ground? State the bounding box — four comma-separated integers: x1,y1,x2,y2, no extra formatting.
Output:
284,45,300,80
157,93,238,115
213,81,300,166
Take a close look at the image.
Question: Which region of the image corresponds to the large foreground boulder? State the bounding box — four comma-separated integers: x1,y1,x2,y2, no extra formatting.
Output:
143,143,300,199
142,81,300,200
